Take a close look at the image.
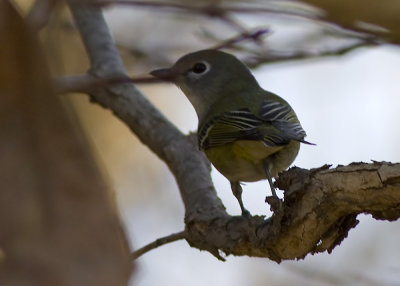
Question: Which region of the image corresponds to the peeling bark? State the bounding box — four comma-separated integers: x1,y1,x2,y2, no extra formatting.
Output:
185,162,400,262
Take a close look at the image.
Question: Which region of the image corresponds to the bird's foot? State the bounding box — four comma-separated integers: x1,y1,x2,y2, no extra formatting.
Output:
265,196,284,231
241,209,251,218
265,195,283,216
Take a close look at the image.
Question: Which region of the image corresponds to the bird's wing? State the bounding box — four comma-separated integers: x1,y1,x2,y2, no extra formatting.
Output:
198,101,313,150
198,109,263,150
259,99,313,145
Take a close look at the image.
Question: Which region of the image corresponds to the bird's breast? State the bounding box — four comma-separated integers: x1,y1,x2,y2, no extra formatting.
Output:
232,140,282,160
204,140,283,182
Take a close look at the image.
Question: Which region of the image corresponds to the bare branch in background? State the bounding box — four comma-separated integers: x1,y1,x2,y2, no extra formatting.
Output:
94,0,319,19
93,0,393,68
245,39,379,67
54,73,160,94
94,0,400,46
27,0,59,31
52,31,374,95
211,28,270,50
300,0,400,44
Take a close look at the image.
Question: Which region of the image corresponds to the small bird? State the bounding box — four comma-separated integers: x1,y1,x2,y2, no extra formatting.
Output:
151,49,312,216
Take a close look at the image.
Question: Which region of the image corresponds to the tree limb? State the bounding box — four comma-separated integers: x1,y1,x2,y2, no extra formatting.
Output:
66,2,400,262
53,73,159,94
185,162,400,262
244,39,378,67
27,0,59,31
66,1,226,220
94,0,318,19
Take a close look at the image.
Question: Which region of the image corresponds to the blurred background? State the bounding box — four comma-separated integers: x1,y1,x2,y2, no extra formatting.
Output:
11,0,400,285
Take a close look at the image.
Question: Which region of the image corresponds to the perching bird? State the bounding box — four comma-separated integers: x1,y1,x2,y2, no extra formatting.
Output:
151,49,312,216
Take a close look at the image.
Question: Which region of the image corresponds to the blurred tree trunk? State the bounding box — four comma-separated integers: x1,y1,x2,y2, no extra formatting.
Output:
0,1,132,285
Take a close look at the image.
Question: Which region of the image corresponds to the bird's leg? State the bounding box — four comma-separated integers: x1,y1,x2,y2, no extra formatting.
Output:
262,161,277,197
262,160,282,214
230,181,250,217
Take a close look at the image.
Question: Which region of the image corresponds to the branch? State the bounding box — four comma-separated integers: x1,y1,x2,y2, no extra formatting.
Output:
66,0,226,224
95,0,400,46
298,0,400,44
94,0,319,19
185,162,400,262
245,39,378,67
66,2,400,262
211,28,270,50
27,0,59,31
53,74,160,94
131,231,186,260
53,38,371,96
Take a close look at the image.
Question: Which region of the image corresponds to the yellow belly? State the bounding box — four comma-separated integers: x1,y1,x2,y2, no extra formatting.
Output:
205,140,300,182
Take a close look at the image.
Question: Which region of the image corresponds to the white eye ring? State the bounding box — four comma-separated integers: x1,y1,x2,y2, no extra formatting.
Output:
187,61,211,80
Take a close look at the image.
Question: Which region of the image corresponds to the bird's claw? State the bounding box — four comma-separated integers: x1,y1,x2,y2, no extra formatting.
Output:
241,209,251,218
265,195,283,215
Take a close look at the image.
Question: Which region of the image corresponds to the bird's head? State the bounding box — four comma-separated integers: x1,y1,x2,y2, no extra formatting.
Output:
150,49,258,120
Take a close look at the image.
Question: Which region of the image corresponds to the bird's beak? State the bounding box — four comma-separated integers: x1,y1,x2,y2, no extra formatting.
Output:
150,67,176,82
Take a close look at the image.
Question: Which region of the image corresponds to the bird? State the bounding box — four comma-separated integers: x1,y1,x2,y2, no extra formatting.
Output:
150,49,313,216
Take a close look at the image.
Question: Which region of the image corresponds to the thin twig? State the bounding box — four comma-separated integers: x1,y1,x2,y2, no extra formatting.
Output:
54,39,373,95
212,28,270,50
131,231,187,260
54,74,162,94
94,0,319,19
245,40,378,67
217,14,248,34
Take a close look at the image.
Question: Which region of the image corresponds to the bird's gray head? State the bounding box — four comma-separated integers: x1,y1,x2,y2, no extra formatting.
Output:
150,49,258,120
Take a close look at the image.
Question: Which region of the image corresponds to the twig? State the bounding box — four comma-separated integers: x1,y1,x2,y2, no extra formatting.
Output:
54,74,161,94
131,231,187,260
94,0,320,19
217,14,248,34
212,28,270,50
215,15,268,47
245,40,378,67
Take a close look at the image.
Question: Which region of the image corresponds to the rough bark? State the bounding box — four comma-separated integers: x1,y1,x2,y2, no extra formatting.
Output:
186,162,400,261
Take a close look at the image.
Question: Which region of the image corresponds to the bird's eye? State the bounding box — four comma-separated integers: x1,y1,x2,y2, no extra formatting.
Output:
192,62,207,74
